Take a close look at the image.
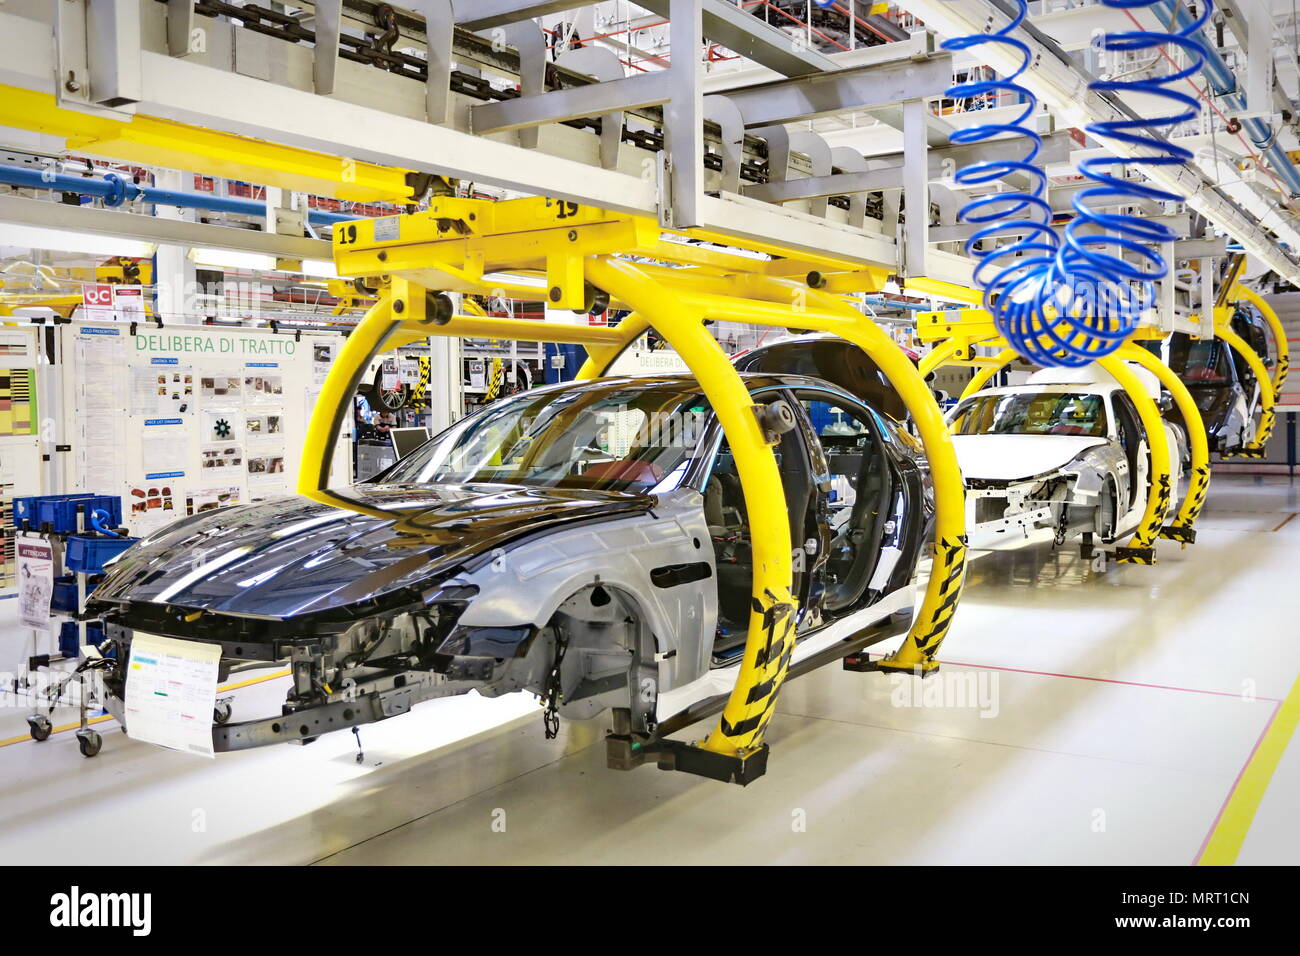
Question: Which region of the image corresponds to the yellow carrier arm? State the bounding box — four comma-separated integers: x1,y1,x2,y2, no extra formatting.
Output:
1215,310,1279,457
1118,344,1210,544
1231,285,1289,397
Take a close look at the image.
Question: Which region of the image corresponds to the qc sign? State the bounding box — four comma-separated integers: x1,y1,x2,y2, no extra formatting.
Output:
85,284,114,308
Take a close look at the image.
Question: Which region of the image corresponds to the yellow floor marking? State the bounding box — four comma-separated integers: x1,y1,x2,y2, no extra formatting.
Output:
0,668,291,748
1198,674,1300,865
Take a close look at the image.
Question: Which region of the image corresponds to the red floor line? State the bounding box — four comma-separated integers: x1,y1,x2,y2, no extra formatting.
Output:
891,655,1284,702
1192,699,1283,865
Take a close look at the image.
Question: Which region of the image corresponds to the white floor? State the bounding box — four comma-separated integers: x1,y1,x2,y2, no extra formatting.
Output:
0,473,1296,865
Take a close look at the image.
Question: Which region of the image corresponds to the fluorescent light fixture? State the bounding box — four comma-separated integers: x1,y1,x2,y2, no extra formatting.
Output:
0,223,155,259
188,247,276,271
482,271,548,287
301,258,339,279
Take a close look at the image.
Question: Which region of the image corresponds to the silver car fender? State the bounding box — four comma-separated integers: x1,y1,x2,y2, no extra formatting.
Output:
1061,442,1130,513
452,489,717,693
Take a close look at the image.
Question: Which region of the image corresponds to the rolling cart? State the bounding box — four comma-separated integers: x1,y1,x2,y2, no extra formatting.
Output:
13,495,136,757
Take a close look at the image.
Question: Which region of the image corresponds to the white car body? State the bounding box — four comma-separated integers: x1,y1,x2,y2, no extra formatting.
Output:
946,364,1186,551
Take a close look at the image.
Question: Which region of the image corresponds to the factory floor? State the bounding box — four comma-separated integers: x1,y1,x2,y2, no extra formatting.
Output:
0,473,1296,865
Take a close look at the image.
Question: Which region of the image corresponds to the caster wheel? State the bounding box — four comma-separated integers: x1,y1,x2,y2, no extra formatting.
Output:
213,701,233,725
27,715,52,742
77,731,103,758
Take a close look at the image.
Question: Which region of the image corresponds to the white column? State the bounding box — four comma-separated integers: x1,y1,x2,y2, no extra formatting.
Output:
152,168,196,324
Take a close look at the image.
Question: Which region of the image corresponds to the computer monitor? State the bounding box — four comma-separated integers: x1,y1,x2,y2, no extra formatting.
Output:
390,426,430,460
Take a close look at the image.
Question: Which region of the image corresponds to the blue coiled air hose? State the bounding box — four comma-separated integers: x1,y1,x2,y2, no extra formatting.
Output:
945,0,1210,368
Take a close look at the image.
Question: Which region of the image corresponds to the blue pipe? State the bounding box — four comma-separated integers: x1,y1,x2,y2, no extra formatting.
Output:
862,295,931,311
1155,0,1300,199
0,163,359,226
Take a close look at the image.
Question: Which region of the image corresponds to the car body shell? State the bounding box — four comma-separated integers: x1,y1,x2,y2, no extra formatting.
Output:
946,366,1185,551
1158,317,1272,455
88,340,931,752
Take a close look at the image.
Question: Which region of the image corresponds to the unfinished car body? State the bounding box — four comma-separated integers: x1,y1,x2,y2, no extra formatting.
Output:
87,340,931,766
947,364,1186,552
1158,311,1273,455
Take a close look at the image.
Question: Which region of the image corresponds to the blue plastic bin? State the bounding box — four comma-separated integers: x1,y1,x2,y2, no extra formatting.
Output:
58,621,105,658
13,494,123,532
65,535,138,574
26,494,123,533
34,494,95,533
12,496,38,528
51,576,79,614
81,496,123,529
58,621,78,658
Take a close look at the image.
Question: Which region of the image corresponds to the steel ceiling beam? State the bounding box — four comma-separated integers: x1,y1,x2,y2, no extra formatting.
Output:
0,194,332,258
456,0,835,77
744,130,1073,203
897,0,1300,287
721,54,955,128
637,0,835,77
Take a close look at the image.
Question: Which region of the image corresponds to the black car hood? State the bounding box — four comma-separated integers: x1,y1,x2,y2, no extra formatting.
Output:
90,482,654,620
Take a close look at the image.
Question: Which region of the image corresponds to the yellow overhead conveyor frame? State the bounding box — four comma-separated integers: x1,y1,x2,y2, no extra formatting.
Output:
299,196,967,781
911,287,1205,561
0,85,417,204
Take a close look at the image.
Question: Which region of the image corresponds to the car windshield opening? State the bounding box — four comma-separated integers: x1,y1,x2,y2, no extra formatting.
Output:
377,383,711,491
951,392,1108,438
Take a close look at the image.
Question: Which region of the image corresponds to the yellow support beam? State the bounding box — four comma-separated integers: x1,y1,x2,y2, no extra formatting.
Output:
1231,285,1290,396
904,276,983,306
1214,313,1277,456
576,312,651,378
1118,344,1211,544
959,348,1020,400
916,306,1000,345
0,85,415,204
1095,354,1174,563
584,258,797,756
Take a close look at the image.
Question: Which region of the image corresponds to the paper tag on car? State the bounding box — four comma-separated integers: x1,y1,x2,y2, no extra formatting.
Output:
125,632,221,758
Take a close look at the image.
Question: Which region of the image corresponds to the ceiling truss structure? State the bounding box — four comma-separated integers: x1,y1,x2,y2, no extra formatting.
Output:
0,0,1297,301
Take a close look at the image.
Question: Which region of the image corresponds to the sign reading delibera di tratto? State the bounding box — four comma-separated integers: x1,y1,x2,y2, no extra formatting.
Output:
131,331,298,357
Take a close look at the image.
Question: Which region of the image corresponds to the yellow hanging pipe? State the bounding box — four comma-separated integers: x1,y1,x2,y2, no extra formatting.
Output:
1095,354,1173,563
1116,344,1211,543
1232,285,1289,396
960,348,1020,400
583,257,796,757
1217,321,1278,454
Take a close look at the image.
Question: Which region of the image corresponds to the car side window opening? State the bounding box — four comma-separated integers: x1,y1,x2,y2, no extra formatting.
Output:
950,392,1108,438
1109,392,1143,500
1230,308,1271,386
796,391,892,616
701,391,816,659
380,384,710,492
1169,336,1236,387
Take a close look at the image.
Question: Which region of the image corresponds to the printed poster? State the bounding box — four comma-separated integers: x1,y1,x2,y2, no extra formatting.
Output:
243,364,284,404
130,363,194,417
17,539,54,629
186,486,240,516
125,631,220,757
